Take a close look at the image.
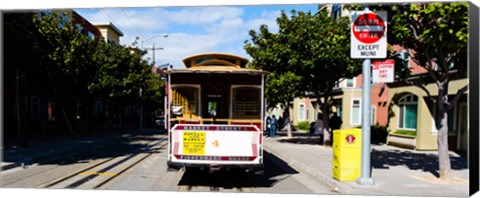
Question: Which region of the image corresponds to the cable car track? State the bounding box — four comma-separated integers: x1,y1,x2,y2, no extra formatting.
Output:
37,137,168,189
176,168,253,193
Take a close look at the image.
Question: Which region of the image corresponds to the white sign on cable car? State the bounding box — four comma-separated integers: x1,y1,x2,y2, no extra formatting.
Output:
350,10,387,59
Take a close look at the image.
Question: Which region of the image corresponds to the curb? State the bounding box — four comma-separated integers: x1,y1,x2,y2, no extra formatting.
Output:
263,142,358,194
1,163,19,171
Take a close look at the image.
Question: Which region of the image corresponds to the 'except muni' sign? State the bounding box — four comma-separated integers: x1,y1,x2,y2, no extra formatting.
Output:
350,10,387,59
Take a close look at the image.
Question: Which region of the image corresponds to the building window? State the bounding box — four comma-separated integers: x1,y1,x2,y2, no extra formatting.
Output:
31,96,40,121
124,106,133,118
396,49,410,78
370,76,377,87
398,94,418,130
233,87,260,117
95,101,103,117
334,80,340,89
88,31,95,40
59,14,69,28
351,99,361,125
298,103,305,121
47,98,57,121
398,49,409,61
75,24,84,34
332,4,342,19
306,109,310,120
76,101,83,120
431,103,457,135
371,106,376,125
334,100,342,118
346,78,355,88
434,62,455,72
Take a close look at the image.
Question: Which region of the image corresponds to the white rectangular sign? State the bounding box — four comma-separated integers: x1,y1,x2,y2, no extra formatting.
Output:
372,59,394,83
350,11,387,59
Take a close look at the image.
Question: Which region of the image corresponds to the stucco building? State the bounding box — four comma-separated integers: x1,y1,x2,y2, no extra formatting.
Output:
284,4,468,153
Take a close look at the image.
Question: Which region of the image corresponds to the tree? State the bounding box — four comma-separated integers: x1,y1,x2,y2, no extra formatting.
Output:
349,2,468,180
34,11,102,135
245,10,361,144
4,12,45,147
32,11,165,132
245,24,303,138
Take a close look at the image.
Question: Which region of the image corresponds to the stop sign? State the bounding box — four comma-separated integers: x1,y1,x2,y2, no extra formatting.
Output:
352,13,386,44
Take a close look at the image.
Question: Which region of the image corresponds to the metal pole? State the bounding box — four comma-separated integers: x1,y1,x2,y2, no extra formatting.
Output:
152,42,156,66
140,88,143,130
357,58,375,185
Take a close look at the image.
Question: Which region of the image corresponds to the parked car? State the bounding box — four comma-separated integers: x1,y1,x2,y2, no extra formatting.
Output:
154,115,165,129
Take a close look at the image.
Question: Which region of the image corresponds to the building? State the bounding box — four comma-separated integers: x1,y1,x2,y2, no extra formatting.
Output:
286,3,468,153
3,10,125,146
386,46,468,152
94,23,124,45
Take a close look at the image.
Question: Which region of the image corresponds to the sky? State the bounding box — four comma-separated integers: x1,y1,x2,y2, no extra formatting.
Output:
74,4,319,69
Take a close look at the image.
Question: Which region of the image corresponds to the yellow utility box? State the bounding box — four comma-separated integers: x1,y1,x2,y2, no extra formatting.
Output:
332,128,362,181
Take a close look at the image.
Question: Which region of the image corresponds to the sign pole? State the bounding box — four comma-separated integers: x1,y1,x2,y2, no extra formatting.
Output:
350,7,386,185
356,58,375,185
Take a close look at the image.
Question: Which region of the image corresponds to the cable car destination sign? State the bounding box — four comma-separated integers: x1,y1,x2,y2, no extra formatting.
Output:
350,10,387,59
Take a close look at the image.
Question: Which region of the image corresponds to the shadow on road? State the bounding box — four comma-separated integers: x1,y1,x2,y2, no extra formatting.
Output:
3,129,165,166
274,131,322,145
177,150,299,189
371,149,468,177
277,136,322,145
272,131,468,178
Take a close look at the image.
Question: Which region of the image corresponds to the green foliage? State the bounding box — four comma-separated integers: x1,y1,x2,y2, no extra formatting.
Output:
4,13,44,80
297,121,310,131
29,11,164,108
245,10,362,131
347,3,468,77
394,129,417,137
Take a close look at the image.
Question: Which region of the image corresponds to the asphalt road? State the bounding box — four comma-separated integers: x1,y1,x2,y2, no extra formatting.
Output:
0,131,336,195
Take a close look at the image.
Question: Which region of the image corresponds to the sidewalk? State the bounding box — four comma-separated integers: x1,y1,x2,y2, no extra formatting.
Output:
1,128,162,172
263,131,470,197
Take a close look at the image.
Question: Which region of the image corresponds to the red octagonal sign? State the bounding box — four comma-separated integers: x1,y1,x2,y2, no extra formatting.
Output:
352,13,386,44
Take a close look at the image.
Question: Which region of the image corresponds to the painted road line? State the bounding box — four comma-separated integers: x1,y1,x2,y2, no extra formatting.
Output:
78,171,117,177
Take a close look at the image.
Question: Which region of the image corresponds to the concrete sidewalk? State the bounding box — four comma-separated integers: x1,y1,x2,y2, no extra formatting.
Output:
263,131,470,197
1,128,161,172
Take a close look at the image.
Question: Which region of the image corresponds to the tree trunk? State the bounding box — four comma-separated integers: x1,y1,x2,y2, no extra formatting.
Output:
16,69,28,148
321,100,331,146
53,86,75,136
284,102,292,138
437,83,452,180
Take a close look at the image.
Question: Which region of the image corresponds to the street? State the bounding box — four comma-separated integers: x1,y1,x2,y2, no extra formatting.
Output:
0,131,335,195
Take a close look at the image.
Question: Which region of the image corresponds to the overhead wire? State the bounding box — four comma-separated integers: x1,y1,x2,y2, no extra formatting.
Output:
121,8,148,42
99,8,137,46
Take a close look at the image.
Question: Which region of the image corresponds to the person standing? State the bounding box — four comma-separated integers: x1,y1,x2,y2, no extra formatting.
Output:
314,113,325,144
270,115,278,138
330,112,343,143
266,116,271,137
330,112,342,131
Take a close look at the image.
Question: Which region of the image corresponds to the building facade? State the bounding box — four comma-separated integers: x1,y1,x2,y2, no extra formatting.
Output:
285,4,468,153
3,10,126,146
